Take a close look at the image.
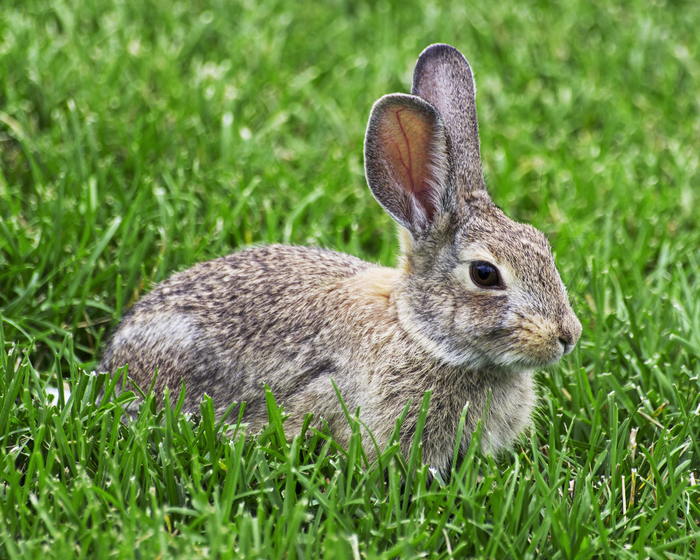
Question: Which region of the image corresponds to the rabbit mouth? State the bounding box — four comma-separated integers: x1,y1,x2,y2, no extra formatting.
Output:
491,352,561,372
470,329,569,372
433,338,565,373
509,342,569,369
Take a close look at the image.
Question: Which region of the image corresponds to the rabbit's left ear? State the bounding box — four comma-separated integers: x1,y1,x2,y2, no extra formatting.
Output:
412,44,486,194
364,93,450,235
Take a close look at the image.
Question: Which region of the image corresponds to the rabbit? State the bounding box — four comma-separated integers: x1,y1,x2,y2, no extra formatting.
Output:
99,44,582,476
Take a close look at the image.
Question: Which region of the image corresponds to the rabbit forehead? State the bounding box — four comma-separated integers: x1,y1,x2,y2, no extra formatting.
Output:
459,207,553,261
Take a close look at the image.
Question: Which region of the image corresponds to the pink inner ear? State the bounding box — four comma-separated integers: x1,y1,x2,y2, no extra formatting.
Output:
378,106,438,219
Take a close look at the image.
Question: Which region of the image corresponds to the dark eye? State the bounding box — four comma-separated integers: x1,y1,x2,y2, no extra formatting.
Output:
470,261,500,288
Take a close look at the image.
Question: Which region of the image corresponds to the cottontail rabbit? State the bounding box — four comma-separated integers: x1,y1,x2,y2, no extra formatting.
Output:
100,44,581,475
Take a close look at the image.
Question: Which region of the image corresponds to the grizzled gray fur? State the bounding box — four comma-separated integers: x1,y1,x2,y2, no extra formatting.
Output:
100,44,581,476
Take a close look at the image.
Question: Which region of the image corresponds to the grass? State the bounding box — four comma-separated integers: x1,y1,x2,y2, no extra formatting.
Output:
1,0,699,557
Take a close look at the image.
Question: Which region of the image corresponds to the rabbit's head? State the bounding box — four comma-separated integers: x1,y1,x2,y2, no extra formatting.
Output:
364,44,581,372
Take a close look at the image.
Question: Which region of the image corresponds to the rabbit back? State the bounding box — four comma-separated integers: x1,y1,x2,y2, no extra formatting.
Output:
100,245,371,420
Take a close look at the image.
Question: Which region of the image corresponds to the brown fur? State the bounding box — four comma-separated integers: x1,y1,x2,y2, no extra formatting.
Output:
100,45,581,476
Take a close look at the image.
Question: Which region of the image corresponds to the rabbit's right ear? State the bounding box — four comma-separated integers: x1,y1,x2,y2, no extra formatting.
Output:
364,94,450,235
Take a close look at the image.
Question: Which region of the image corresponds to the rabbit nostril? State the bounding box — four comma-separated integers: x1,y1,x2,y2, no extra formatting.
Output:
559,337,573,355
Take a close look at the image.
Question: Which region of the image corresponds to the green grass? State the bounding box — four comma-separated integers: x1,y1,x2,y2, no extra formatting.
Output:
1,0,699,557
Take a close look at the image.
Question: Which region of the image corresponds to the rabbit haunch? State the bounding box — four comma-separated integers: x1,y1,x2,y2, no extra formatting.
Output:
100,44,581,475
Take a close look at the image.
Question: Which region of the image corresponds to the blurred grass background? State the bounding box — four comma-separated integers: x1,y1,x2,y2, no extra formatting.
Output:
1,0,699,367
1,0,699,557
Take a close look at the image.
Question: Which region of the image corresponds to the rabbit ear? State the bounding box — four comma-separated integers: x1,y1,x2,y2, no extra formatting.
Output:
364,93,450,234
412,44,486,194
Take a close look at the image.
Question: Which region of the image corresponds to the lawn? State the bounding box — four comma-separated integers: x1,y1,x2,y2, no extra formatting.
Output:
1,0,699,557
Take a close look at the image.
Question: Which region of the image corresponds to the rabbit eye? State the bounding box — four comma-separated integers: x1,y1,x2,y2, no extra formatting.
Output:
470,262,500,288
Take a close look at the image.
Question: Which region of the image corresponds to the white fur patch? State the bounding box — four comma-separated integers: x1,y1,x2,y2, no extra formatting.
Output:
113,313,196,357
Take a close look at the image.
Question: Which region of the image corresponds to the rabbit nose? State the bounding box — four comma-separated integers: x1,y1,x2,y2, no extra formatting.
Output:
558,311,582,355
